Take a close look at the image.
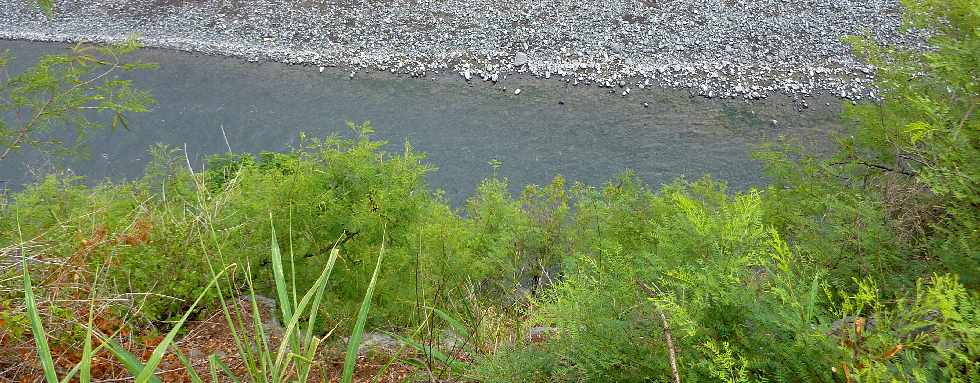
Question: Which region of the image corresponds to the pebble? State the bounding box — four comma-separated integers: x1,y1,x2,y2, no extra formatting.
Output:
0,0,920,100
513,52,529,67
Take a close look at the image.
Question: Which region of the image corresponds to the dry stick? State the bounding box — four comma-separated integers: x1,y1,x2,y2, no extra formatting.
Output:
637,281,681,383
220,124,233,153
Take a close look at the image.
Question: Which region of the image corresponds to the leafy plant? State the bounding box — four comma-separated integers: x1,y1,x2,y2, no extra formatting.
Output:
0,37,155,162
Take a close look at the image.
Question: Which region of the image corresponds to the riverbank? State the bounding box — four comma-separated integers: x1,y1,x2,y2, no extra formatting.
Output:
0,0,920,101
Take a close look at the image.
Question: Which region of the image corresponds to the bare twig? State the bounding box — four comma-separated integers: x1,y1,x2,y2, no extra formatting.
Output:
220,124,233,153
637,280,681,383
828,160,915,176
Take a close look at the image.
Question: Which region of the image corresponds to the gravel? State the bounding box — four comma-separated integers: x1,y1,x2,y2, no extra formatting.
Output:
0,0,923,100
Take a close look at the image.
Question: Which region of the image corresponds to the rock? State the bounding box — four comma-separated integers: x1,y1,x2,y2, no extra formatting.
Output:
770,119,778,127
439,330,467,351
643,102,649,107
0,0,909,100
514,88,522,95
239,295,284,337
187,348,205,360
318,66,324,73
513,52,529,67
355,332,404,355
528,326,557,343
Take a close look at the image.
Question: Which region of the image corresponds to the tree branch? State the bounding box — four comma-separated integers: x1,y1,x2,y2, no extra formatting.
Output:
638,280,681,383
827,160,915,176
0,53,120,161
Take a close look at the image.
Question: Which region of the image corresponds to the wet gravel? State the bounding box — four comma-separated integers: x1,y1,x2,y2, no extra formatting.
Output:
0,0,921,102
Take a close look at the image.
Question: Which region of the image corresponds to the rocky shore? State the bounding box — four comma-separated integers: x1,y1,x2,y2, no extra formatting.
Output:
0,0,922,101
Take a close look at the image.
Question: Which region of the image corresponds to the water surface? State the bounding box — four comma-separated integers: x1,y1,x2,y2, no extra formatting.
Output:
1,40,845,204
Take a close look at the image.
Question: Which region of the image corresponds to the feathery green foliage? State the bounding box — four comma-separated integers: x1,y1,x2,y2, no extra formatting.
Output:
0,37,155,162
5,1,979,381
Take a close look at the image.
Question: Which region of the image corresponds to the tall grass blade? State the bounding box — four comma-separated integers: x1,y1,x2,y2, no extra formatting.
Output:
429,307,472,340
297,247,340,381
288,209,298,311
296,335,323,383
172,347,205,383
56,363,82,383
79,267,102,383
208,356,220,383
342,238,387,383
79,318,94,383
135,265,234,383
269,216,293,323
105,340,163,383
804,273,822,323
23,259,58,383
210,354,242,383
271,248,340,382
390,333,467,374
241,268,273,382
305,247,339,343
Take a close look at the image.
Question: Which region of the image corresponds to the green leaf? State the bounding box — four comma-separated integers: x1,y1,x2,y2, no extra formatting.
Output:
270,245,340,382
104,340,163,383
134,265,234,383
78,268,103,383
172,347,204,383
36,0,53,16
269,215,293,326
428,307,472,341
904,121,933,144
342,239,387,383
23,259,59,383
389,332,467,374
209,354,242,383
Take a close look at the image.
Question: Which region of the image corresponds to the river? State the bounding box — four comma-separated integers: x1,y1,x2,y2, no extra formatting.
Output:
0,40,845,205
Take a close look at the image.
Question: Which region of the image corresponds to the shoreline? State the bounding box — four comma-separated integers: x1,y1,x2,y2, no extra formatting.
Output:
0,0,918,102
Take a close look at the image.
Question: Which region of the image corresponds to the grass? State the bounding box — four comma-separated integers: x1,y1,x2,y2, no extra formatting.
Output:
19,216,383,382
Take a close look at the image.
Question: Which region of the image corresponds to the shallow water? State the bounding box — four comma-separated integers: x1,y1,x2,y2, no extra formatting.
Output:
0,40,845,205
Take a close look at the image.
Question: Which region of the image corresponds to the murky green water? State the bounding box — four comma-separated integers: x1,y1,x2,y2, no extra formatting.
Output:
0,40,845,204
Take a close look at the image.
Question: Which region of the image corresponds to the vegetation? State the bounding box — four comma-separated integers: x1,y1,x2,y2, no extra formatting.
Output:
0,37,155,161
1,0,977,381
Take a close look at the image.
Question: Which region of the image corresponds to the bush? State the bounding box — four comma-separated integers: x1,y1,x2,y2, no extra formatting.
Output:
476,177,978,382
1,123,509,327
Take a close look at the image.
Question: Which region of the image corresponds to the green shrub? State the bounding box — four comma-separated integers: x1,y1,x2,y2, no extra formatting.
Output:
0,123,535,328
476,177,978,382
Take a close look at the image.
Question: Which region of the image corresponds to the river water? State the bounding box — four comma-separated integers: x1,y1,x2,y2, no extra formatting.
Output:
1,40,845,204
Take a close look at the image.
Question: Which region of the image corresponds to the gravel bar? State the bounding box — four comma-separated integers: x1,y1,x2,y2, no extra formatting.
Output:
0,0,922,101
